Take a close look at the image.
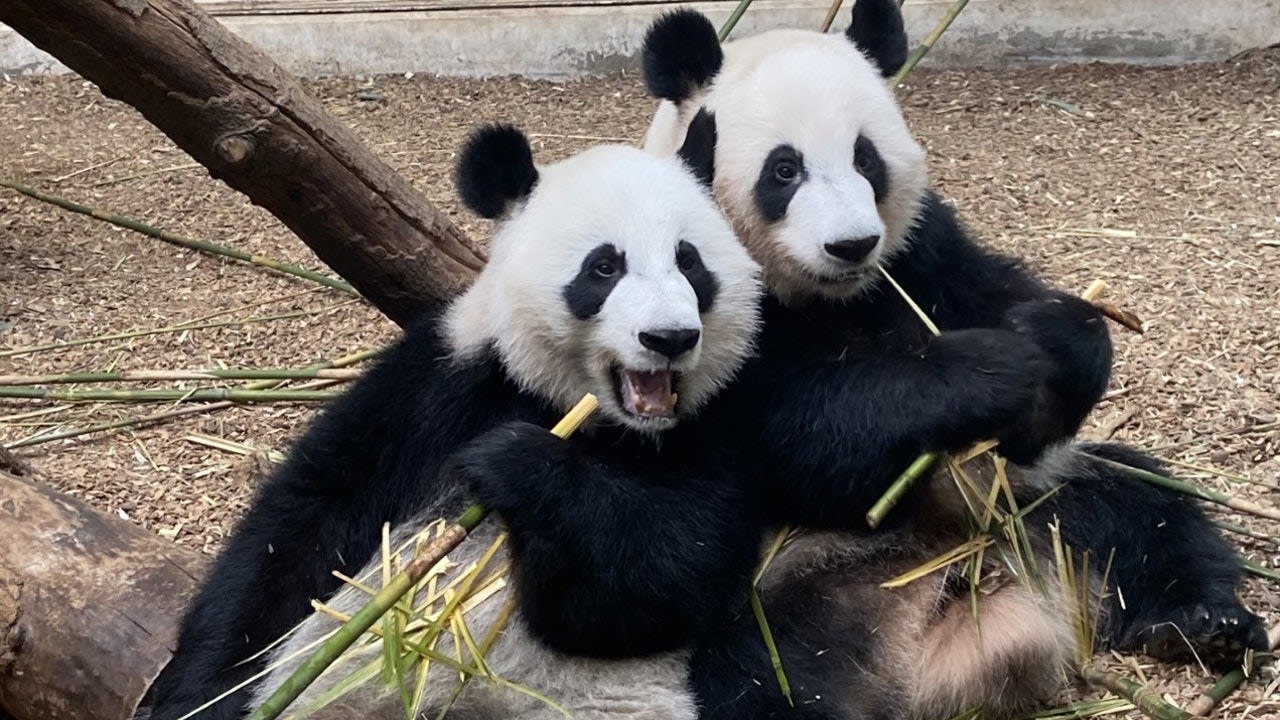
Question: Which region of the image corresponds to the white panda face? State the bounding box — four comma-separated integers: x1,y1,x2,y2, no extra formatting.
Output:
448,134,762,435
642,18,930,304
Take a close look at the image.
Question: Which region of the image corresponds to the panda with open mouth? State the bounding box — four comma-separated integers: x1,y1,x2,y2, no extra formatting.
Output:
638,2,1269,718
143,122,769,720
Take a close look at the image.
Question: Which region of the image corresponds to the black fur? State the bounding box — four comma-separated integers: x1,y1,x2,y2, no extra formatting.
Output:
456,123,539,218
853,135,888,202
641,8,724,101
677,108,718,188
678,240,720,313
144,305,759,719
457,420,760,658
845,0,909,78
562,243,626,319
754,145,806,223
1038,443,1268,665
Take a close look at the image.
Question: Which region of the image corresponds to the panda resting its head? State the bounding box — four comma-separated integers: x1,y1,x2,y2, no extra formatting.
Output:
446,124,762,434
640,0,929,303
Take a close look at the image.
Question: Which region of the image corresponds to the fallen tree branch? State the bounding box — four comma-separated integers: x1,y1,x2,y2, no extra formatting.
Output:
0,0,487,326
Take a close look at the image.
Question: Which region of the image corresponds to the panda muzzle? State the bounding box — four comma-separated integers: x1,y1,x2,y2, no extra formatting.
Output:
619,369,678,418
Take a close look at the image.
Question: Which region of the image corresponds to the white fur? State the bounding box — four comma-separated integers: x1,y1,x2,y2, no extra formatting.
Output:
643,29,930,303
446,145,762,433
248,497,698,720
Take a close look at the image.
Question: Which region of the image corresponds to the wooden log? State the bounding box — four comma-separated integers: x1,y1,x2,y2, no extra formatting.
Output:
0,469,207,720
0,0,488,328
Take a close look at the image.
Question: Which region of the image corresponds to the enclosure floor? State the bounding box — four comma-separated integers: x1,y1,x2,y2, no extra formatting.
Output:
2,49,1278,717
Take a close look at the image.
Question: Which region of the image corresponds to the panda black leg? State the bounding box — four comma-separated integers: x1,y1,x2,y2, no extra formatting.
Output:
1037,442,1268,669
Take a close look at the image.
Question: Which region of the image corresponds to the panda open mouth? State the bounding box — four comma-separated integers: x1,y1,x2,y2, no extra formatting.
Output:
615,367,679,419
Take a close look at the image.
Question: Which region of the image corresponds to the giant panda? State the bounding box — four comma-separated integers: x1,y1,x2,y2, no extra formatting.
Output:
637,3,1269,718
143,123,767,720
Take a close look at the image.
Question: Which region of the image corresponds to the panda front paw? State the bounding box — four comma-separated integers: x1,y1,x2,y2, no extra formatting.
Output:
1002,295,1111,404
450,421,576,518
923,328,1053,449
1120,601,1269,669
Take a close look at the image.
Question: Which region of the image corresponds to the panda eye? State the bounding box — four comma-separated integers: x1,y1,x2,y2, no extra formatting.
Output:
855,151,873,173
773,159,799,184
593,260,618,278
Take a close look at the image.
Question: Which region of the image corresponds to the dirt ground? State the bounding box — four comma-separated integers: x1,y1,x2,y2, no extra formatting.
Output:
2,47,1278,718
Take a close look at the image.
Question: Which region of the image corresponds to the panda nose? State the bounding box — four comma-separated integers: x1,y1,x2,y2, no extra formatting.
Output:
639,329,701,359
824,235,880,264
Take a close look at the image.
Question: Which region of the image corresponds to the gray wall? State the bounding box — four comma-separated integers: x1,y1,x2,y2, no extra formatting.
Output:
4,0,1279,78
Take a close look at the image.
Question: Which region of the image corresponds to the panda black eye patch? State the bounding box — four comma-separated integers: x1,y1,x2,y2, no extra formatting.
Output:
677,240,720,313
754,144,805,223
854,135,888,202
563,244,627,319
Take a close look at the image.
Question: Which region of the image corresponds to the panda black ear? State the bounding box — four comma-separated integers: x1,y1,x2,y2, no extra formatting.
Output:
845,0,909,78
641,8,724,102
455,123,539,219
676,108,717,189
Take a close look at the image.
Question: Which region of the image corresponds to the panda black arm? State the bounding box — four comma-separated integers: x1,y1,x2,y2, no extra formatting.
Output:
739,322,1053,529
892,191,1114,459
146,314,537,720
457,421,760,658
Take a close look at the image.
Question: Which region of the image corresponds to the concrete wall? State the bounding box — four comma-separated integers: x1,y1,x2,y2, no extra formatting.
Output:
4,0,1279,78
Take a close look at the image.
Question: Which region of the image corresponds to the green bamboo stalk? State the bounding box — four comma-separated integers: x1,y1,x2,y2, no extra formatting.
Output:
6,350,380,450
1096,457,1280,522
749,588,793,705
0,387,339,403
1213,519,1277,546
1079,665,1197,720
245,394,600,720
718,0,756,41
1186,624,1280,717
0,178,358,296
866,451,939,528
0,367,362,386
818,0,844,33
1241,558,1280,585
0,309,319,359
889,0,971,87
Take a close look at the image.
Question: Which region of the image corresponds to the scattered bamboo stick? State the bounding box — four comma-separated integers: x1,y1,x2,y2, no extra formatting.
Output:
1212,519,1278,547
5,350,379,450
0,308,325,359
889,0,971,87
0,178,359,296
717,0,755,41
1241,558,1280,585
90,162,202,187
0,367,362,386
1185,624,1280,717
245,393,600,720
1096,457,1280,522
0,387,339,403
818,0,844,33
1079,665,1199,720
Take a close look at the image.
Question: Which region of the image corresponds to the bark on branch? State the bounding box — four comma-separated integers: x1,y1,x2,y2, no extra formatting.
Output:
0,0,488,326
0,469,207,720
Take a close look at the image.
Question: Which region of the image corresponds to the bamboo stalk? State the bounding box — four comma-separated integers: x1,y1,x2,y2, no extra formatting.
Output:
1079,665,1199,720
244,393,600,720
717,0,756,41
866,451,938,528
90,162,202,187
0,308,326,359
0,178,359,296
1213,519,1277,547
0,387,339,403
889,0,971,87
748,588,793,705
1241,558,1280,585
1096,457,1280,522
1185,624,1280,717
0,368,362,386
818,0,844,33
5,351,379,449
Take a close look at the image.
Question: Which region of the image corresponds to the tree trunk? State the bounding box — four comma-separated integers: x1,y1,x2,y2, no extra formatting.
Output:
0,469,207,720
0,0,488,327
